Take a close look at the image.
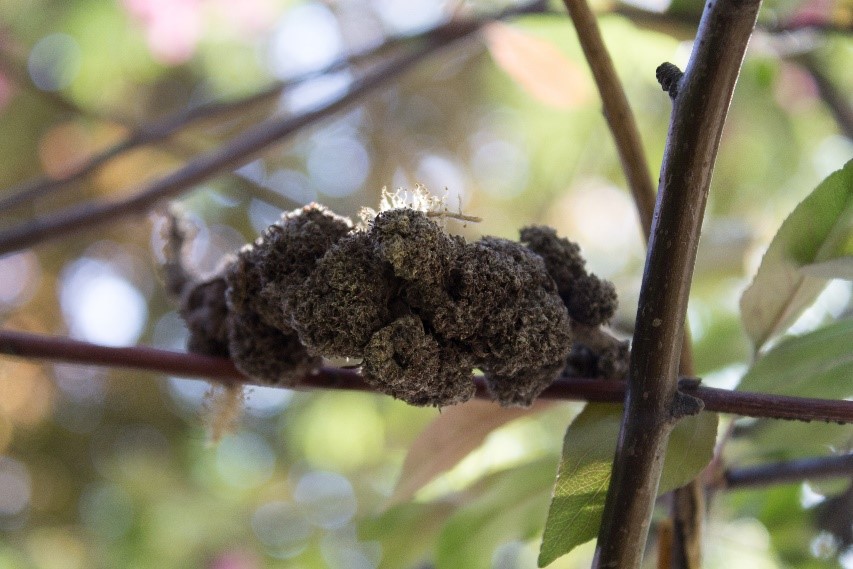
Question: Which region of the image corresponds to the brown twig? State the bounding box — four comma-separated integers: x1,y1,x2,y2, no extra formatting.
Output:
0,25,449,212
0,52,438,254
592,0,762,566
0,1,547,255
791,52,853,140
1,329,851,423
611,5,852,36
559,1,704,564
560,0,657,239
719,453,853,490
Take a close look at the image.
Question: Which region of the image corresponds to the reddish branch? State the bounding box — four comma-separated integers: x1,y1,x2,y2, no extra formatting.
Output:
1,329,851,424
720,453,853,490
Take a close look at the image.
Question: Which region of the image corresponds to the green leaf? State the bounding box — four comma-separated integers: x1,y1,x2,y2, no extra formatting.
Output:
738,318,853,459
435,458,558,569
740,159,853,350
359,502,457,569
538,404,717,567
738,317,853,398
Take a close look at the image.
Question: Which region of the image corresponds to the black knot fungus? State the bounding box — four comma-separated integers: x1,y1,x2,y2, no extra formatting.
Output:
520,226,587,289
290,232,394,358
520,225,618,326
434,237,573,406
167,191,619,407
370,208,461,284
250,203,352,330
227,306,320,385
362,315,474,407
225,254,320,385
565,273,618,327
180,275,230,357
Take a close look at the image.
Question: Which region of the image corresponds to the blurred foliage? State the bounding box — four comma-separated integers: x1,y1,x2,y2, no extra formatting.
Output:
0,0,851,568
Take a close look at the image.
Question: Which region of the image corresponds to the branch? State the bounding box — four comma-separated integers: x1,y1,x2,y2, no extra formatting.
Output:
593,0,762,566
791,52,853,140
0,1,546,255
719,453,853,490
561,0,657,239
559,1,705,564
1,329,851,423
0,20,482,213
611,5,852,36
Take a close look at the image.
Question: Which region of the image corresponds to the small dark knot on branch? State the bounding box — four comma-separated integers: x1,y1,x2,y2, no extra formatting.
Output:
656,62,683,99
670,390,704,421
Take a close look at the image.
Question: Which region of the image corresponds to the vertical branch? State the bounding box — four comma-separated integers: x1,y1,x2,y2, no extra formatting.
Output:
559,3,700,564
669,480,704,568
593,0,762,567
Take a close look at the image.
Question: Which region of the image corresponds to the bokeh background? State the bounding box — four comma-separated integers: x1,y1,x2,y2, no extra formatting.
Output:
0,0,851,567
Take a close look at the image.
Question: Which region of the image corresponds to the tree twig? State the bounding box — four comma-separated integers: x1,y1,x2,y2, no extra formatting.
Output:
559,1,703,563
611,5,852,36
791,52,853,140
719,453,853,489
592,0,762,566
1,329,851,423
0,1,546,255
0,23,461,212
560,0,657,239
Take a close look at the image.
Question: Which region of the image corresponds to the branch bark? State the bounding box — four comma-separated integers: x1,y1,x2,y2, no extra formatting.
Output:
0,13,523,213
2,329,851,423
559,1,703,563
719,453,853,489
592,0,762,566
560,0,656,238
0,1,546,255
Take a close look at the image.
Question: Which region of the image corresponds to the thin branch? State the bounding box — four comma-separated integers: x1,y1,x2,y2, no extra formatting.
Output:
611,5,853,36
1,330,851,423
719,454,853,490
0,49,131,125
593,0,762,566
0,1,546,255
561,0,657,239
0,26,448,212
0,52,430,253
791,52,853,140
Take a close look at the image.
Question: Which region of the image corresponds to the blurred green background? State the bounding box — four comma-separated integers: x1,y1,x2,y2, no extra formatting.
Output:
0,0,851,567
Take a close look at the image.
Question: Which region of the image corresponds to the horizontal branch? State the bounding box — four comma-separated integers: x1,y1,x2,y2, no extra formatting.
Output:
0,1,546,255
2,329,851,424
611,5,853,35
721,453,853,489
